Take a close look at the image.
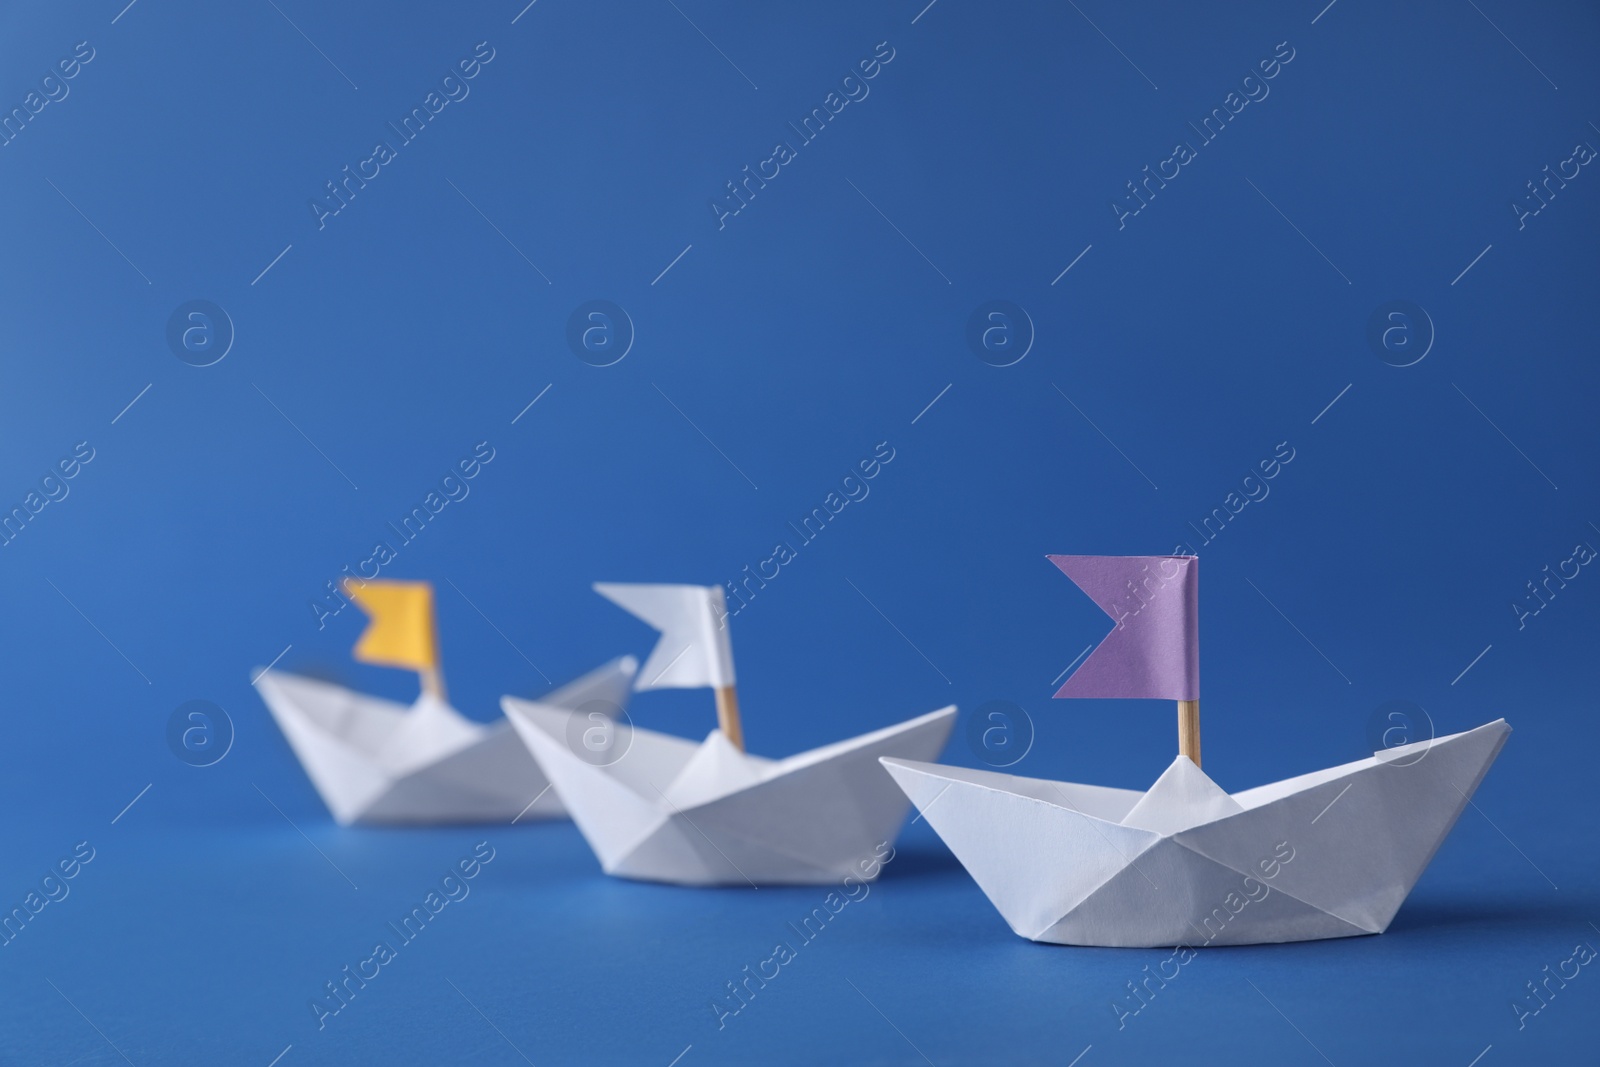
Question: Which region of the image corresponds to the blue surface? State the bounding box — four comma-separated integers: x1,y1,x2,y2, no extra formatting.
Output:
1,0,1597,1063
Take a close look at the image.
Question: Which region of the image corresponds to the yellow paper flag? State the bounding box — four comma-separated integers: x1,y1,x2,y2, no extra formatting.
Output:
344,579,440,673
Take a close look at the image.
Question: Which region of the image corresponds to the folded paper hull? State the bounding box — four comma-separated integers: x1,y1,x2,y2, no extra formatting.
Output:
882,719,1510,947
502,699,957,886
254,657,637,825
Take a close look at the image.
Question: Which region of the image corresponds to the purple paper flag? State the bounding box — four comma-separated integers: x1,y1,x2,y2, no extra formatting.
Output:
1049,555,1199,701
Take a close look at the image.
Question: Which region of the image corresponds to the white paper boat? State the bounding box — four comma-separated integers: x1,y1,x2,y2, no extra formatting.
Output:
503,698,956,885
882,718,1510,947
254,656,638,825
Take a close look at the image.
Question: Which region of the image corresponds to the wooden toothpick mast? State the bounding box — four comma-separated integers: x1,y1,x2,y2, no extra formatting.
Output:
420,663,448,702
715,684,745,752
1178,699,1200,768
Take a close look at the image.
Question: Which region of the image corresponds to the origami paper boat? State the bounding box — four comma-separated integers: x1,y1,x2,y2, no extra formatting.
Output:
503,698,957,885
882,718,1510,947
254,655,638,825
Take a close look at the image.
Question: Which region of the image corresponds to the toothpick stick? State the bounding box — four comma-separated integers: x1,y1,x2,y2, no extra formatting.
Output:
715,684,745,751
420,665,448,703
1178,700,1200,767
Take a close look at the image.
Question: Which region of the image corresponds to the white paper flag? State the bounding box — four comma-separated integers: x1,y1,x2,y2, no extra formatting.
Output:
594,583,736,691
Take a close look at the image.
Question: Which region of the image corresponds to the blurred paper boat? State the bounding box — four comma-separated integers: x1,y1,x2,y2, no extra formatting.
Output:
882,555,1511,947
256,655,637,825
505,699,955,885
253,578,637,825
502,582,956,885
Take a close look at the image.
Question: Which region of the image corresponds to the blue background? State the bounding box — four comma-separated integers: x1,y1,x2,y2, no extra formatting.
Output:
1,0,1596,1063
